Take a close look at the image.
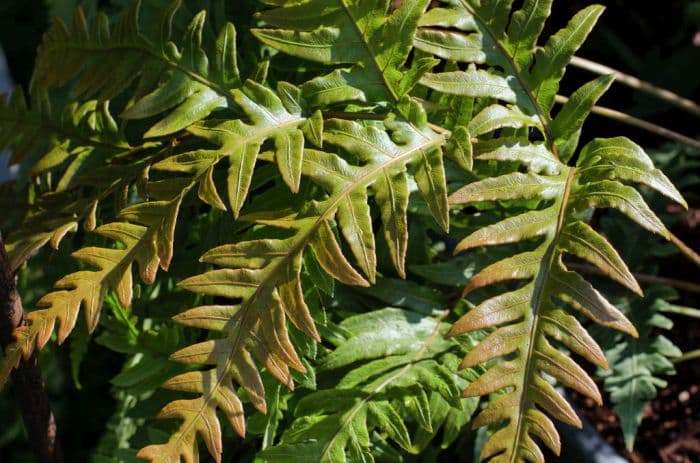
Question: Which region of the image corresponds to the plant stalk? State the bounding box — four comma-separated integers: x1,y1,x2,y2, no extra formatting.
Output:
555,95,700,151
0,232,63,463
674,349,700,364
669,232,700,268
570,56,700,118
567,263,700,294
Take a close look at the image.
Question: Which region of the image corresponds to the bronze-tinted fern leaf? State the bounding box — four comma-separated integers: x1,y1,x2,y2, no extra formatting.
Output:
0,178,189,388
447,132,685,463
140,109,449,462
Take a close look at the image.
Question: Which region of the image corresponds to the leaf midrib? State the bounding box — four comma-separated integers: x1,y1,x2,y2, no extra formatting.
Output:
508,167,575,463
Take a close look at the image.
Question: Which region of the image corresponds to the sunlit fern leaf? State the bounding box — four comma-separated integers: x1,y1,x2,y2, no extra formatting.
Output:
140,110,449,462
446,128,686,462
253,0,436,105
0,178,191,388
601,286,683,451
137,218,324,463
415,0,604,146
258,308,477,463
153,80,312,216
31,0,241,137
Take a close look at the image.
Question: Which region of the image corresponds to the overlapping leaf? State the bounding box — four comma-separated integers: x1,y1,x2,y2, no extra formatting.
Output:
253,0,436,105
259,308,479,462
139,111,449,462
31,0,240,137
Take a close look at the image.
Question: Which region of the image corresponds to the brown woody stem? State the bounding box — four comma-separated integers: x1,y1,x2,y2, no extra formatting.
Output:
0,232,63,463
669,232,700,268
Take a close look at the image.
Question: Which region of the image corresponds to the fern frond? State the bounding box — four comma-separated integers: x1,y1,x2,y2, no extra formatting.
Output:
415,0,605,156
259,308,479,462
253,0,436,105
384,5,690,459
139,110,449,462
602,288,683,450
32,1,240,137
154,80,314,216
0,177,189,388
447,130,685,462
0,88,142,268
0,88,129,171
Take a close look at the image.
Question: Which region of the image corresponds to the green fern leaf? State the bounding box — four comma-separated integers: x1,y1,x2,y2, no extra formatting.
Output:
253,0,432,104
529,5,605,111
154,80,309,216
31,1,241,137
601,287,683,450
258,308,475,463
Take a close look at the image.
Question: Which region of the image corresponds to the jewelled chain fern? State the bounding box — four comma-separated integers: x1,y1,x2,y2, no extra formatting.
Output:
0,0,688,462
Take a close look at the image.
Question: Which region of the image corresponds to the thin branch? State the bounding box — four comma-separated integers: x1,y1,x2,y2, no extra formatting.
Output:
570,56,700,118
669,232,700,268
0,232,63,463
567,262,700,294
661,304,700,319
555,95,700,151
674,349,700,364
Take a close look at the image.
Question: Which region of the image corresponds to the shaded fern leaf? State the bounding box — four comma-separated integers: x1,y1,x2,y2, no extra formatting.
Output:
0,88,129,174
31,0,240,137
139,111,449,462
447,124,685,462
253,0,436,105
259,308,479,463
0,89,139,269
0,178,190,388
602,287,683,450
